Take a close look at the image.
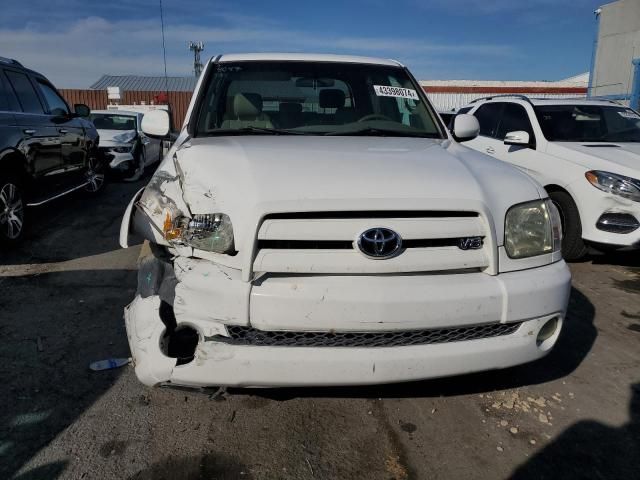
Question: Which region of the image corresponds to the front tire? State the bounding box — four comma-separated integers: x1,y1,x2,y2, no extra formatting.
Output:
548,190,587,261
0,174,26,245
84,155,106,194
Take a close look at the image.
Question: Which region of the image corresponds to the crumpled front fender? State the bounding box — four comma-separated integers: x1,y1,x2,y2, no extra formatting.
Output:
120,188,145,248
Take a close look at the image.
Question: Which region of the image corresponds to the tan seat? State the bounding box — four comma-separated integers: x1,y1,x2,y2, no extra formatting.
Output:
319,89,357,124
221,93,273,129
278,102,303,128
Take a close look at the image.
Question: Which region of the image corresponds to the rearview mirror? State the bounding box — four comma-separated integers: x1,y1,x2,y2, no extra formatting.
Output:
141,109,170,138
74,103,90,117
452,114,479,142
504,130,530,146
295,77,336,88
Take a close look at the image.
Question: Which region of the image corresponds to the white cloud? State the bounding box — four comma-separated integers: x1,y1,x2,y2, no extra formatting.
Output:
0,13,516,87
414,0,594,14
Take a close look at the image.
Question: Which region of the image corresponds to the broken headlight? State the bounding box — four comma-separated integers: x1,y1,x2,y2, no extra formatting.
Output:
164,213,235,253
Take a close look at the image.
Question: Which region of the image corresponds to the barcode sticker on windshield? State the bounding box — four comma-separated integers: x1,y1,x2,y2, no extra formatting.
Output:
374,85,420,100
618,110,640,119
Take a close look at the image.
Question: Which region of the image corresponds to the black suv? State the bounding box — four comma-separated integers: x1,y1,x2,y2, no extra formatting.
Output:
0,57,105,245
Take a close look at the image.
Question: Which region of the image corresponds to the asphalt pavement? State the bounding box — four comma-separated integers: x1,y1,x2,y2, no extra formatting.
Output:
1,177,639,480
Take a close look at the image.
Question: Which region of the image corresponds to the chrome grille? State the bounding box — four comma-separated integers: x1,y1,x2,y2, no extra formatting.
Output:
221,322,521,348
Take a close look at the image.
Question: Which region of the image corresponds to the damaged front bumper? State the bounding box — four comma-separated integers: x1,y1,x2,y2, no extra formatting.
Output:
124,244,571,388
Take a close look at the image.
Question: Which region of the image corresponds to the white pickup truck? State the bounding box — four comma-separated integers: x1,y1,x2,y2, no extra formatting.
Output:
119,53,571,388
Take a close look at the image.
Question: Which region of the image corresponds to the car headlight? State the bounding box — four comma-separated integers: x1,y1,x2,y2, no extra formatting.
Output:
163,213,235,253
585,171,640,202
505,199,562,259
111,145,133,153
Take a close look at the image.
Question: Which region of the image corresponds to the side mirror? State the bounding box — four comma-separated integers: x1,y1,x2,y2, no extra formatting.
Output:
74,103,90,117
141,110,170,138
504,130,530,146
452,114,480,142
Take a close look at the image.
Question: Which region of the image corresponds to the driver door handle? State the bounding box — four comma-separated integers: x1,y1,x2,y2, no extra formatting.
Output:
23,129,36,135
58,128,68,134
486,147,495,154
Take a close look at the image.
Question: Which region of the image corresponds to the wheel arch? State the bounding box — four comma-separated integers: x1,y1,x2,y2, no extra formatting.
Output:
543,183,585,226
0,148,29,183
544,183,570,195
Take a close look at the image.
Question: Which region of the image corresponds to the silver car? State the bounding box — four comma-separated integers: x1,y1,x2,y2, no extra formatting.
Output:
90,109,163,180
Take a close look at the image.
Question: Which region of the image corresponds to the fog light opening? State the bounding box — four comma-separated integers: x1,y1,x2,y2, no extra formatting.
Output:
158,301,199,365
160,325,199,365
536,316,561,350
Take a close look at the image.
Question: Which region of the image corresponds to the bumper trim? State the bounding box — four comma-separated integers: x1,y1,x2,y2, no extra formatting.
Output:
596,212,639,234
167,315,562,388
220,322,522,348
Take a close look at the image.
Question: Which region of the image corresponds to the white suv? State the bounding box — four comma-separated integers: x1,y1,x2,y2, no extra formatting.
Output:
119,54,570,388
460,96,640,260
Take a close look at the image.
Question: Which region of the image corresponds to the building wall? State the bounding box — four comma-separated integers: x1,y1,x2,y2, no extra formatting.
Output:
425,90,585,111
591,0,640,100
422,85,587,111
60,89,193,130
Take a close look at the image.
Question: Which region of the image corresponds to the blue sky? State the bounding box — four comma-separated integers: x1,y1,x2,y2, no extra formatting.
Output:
1,0,603,87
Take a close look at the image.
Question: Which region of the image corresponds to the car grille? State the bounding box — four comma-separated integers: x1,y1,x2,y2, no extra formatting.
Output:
222,322,521,348
253,210,492,274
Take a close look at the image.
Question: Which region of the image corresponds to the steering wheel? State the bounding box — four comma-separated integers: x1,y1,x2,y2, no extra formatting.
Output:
358,114,393,123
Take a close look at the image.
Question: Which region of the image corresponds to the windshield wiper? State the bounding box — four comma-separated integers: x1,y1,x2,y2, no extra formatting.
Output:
205,126,311,136
324,127,437,138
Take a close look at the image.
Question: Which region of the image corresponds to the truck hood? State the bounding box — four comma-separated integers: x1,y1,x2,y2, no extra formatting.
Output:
170,136,544,248
548,142,640,177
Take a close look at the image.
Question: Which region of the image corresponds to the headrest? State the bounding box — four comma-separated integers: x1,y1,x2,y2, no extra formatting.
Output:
280,102,302,115
93,117,111,129
319,89,345,109
233,93,263,118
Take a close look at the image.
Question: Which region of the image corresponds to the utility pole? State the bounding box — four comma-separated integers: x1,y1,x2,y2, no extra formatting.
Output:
189,41,204,77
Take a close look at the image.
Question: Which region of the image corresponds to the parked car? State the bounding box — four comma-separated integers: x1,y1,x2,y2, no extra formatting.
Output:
119,53,570,388
461,95,640,260
438,110,456,130
89,109,162,181
0,56,103,245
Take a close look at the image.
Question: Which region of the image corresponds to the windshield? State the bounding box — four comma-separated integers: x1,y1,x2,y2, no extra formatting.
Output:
534,105,640,142
89,113,137,131
194,61,443,138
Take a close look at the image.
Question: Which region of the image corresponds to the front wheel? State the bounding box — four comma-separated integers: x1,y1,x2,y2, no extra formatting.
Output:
0,174,26,245
548,190,588,261
84,156,106,194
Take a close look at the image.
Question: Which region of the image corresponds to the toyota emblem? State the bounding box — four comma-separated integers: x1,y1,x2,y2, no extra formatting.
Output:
357,228,402,259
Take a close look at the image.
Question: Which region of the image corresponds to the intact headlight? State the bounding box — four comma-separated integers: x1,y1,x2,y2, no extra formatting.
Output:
163,213,235,254
585,170,640,202
505,199,562,259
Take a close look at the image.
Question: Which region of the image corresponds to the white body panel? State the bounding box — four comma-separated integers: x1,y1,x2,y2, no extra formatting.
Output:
120,55,572,388
464,99,640,248
124,259,569,387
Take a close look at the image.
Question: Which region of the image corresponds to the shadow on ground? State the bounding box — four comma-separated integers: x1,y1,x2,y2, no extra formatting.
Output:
126,454,251,480
0,174,147,265
0,268,134,479
588,249,640,268
511,383,640,479
0,179,142,479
